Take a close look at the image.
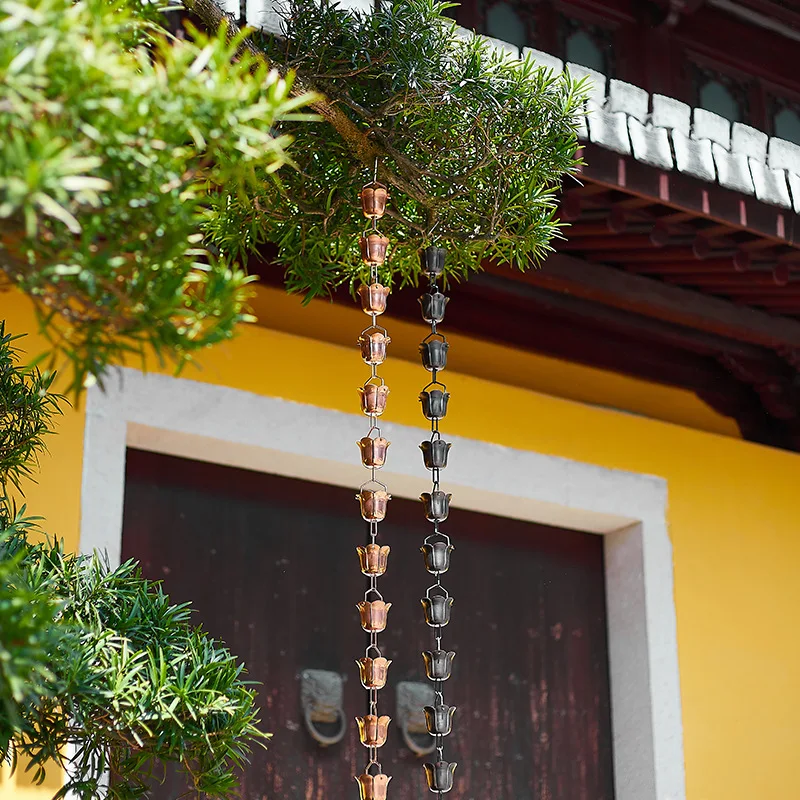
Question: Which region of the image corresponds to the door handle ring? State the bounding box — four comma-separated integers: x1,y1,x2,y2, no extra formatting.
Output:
303,701,348,747
300,668,348,747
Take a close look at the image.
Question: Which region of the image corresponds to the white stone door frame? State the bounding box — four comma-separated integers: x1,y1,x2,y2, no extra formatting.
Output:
81,369,686,800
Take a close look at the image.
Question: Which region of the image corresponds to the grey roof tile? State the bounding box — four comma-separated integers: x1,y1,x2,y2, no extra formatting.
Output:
787,172,800,214
565,63,607,107
479,35,520,59
672,131,715,183
732,123,768,162
608,80,649,123
652,95,691,135
712,144,754,195
628,118,673,170
692,109,732,150
749,160,792,208
588,108,631,156
522,47,563,74
769,138,800,174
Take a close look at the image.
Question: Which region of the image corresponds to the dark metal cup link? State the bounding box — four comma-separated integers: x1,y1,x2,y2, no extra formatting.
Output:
419,389,450,420
421,490,451,522
420,439,451,469
420,246,446,277
420,339,449,372
422,649,456,681
421,541,454,574
423,703,456,737
419,292,449,324
422,761,457,794
421,594,453,627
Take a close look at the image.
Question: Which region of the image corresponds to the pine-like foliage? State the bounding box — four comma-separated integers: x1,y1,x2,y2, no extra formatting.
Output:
0,333,269,800
0,0,313,391
205,0,587,297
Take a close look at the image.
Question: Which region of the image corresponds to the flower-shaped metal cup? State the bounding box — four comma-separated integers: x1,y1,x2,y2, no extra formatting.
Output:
422,593,453,627
360,383,389,416
360,233,390,266
359,331,391,365
423,703,456,736
355,656,392,690
359,283,391,316
360,182,389,219
419,292,449,324
421,490,451,522
356,714,391,748
420,439,451,470
422,649,456,681
356,772,391,800
419,389,450,420
422,760,457,793
420,339,449,372
357,600,392,632
357,543,391,576
420,246,446,277
358,488,391,522
358,436,390,468
421,541,454,574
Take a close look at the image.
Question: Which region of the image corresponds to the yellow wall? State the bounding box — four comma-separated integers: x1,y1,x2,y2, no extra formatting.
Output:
3,287,800,800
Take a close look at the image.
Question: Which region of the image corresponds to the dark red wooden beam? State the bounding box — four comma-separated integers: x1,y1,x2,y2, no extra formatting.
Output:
580,245,712,263
580,143,797,246
662,272,791,289
632,255,751,274
493,252,800,349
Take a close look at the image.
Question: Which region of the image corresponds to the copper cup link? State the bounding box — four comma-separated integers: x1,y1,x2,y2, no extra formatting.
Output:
357,488,391,522
356,655,392,690
358,435,390,468
359,330,391,365
359,283,391,316
360,182,389,220
355,772,391,800
356,714,391,748
360,233,390,266
360,382,389,416
357,543,391,576
357,599,392,632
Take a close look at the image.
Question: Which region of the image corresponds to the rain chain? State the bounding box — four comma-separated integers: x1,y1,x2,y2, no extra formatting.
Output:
355,179,393,800
418,246,457,796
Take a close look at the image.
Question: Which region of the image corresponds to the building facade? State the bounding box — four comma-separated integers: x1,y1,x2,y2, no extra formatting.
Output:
4,1,800,798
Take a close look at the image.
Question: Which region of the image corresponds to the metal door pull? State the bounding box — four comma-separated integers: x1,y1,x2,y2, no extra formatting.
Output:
300,669,347,746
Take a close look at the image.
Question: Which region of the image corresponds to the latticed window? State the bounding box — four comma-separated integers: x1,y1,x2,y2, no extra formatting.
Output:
560,15,613,75
692,64,750,123
482,1,535,49
771,98,800,144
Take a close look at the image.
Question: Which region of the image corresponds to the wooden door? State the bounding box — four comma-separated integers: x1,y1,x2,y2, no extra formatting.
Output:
121,449,615,799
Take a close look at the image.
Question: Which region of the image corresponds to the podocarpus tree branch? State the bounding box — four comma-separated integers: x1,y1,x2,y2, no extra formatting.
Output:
183,0,434,208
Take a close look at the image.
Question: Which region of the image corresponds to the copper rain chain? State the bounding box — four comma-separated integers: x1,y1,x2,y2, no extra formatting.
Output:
353,175,457,798
355,177,393,800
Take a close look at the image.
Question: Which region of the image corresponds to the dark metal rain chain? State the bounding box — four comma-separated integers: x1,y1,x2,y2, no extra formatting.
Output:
418,246,457,796
355,176,393,800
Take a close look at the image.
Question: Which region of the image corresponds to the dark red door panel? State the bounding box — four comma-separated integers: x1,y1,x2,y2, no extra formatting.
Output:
121,449,615,800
